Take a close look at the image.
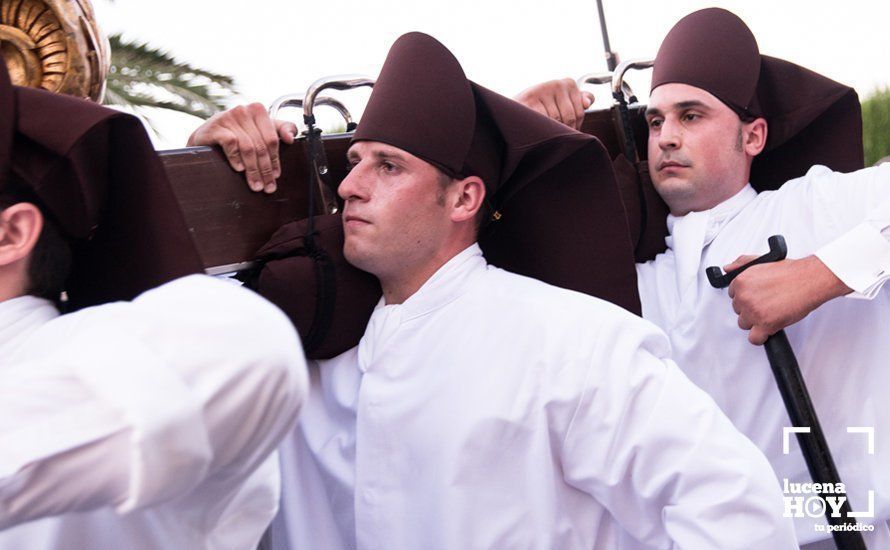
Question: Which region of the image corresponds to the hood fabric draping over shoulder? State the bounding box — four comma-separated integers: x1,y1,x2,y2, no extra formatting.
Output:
650,7,863,191
254,32,641,358
621,7,865,262
0,58,202,309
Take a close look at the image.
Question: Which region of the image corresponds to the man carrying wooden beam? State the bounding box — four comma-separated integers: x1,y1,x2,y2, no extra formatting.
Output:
519,8,890,548
191,31,798,549
0,59,308,549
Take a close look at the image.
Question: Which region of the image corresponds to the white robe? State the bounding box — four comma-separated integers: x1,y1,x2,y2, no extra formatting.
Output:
636,165,890,546
0,275,308,549
273,244,797,549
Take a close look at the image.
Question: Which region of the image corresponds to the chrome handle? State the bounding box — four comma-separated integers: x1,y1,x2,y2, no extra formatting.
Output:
297,75,374,216
268,94,355,130
577,72,613,87
611,59,654,101
303,74,375,122
577,70,641,105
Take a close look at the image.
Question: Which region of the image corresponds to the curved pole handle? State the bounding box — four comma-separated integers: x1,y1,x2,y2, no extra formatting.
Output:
577,71,635,105
303,74,375,124
611,59,654,103
268,94,356,132
706,235,788,289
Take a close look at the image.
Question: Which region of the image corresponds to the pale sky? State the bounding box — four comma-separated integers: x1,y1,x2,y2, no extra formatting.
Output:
93,0,890,149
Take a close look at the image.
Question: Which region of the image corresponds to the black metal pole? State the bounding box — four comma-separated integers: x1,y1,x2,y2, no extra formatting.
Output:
764,331,865,549
707,236,866,550
595,0,617,71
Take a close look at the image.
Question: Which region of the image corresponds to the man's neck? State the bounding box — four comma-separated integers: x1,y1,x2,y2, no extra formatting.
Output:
674,179,751,216
0,276,26,304
378,243,475,305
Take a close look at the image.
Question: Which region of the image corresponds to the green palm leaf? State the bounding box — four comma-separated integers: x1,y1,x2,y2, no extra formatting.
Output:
103,33,236,120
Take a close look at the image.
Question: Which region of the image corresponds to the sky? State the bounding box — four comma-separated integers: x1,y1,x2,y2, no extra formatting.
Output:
93,0,890,149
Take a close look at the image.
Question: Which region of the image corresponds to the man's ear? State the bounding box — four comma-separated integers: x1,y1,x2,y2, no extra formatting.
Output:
449,176,486,224
0,203,44,268
744,117,768,157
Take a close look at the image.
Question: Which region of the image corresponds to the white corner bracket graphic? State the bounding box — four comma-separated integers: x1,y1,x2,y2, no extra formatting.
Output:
783,427,811,455
847,427,876,455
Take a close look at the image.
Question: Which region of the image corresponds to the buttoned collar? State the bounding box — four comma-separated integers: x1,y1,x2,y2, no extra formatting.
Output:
661,184,757,303
665,183,758,251
376,243,486,322
357,243,486,372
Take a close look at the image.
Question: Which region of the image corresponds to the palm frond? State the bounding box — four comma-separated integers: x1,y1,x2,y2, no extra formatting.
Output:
103,33,237,126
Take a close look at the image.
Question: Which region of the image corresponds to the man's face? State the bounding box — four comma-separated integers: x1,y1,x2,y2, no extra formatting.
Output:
338,141,453,279
646,83,752,215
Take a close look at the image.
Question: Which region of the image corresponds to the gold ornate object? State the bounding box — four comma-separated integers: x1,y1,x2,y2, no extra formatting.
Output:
0,0,108,101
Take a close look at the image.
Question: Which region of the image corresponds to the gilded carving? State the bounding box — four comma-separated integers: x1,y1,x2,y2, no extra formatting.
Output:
0,0,108,101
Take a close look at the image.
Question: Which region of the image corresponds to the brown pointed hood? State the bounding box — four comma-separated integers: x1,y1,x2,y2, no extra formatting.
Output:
353,32,640,313
1,58,202,308
650,7,863,191
253,32,641,360
355,32,598,211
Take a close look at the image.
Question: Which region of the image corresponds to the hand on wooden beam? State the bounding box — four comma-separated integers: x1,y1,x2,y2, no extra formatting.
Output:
188,103,298,194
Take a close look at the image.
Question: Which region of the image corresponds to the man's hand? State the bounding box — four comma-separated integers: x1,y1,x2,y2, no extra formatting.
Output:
187,103,298,194
514,78,594,130
725,255,852,345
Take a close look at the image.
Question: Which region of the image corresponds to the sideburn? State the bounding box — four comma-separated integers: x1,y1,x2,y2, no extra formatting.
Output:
436,171,454,207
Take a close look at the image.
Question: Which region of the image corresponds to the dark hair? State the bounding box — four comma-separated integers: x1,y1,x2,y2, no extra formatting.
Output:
0,175,72,301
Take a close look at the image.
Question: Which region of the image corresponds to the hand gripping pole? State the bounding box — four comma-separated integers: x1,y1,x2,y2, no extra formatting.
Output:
707,235,866,550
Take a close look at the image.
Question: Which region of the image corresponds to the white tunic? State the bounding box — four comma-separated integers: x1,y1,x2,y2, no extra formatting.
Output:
636,165,890,545
0,275,308,549
274,244,797,549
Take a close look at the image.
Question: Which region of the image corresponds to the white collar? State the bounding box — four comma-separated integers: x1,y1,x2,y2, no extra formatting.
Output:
0,295,59,358
665,183,758,250
375,243,486,322
662,184,757,303
357,243,486,371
